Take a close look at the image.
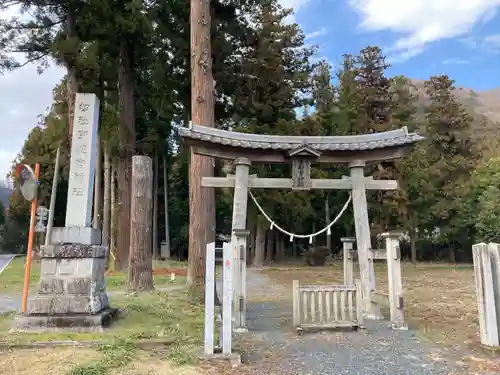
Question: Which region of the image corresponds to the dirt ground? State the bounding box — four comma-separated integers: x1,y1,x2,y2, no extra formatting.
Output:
0,348,219,375
1,261,498,375
260,262,480,348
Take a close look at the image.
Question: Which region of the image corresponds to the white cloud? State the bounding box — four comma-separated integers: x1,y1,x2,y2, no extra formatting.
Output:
442,58,469,65
280,0,311,11
306,27,327,39
349,0,500,62
484,34,500,50
279,0,313,22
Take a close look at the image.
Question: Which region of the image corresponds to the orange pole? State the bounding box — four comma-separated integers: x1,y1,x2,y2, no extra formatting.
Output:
21,163,40,314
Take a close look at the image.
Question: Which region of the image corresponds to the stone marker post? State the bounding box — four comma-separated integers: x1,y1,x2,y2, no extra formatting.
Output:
14,93,115,332
472,242,500,347
381,232,407,330
341,237,355,285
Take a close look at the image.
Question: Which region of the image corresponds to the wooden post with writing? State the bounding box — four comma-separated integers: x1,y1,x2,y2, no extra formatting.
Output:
127,155,154,292
188,0,216,286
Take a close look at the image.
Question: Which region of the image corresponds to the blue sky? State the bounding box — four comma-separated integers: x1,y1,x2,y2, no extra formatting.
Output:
293,0,500,91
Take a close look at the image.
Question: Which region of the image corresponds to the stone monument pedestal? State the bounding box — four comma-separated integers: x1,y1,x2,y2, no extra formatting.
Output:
13,241,117,333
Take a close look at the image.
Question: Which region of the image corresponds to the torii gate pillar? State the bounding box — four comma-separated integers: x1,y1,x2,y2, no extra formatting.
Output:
349,160,382,319
231,157,251,331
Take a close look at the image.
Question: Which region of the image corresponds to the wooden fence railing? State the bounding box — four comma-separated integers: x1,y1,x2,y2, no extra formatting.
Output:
292,281,364,333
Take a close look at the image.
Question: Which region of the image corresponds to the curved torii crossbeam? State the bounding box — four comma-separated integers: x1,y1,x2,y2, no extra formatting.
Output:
180,124,424,334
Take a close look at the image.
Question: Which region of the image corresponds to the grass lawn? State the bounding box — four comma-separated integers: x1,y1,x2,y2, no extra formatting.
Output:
0,287,211,375
260,262,480,348
0,258,188,295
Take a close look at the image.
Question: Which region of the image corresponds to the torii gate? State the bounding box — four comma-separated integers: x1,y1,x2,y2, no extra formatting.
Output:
180,124,423,330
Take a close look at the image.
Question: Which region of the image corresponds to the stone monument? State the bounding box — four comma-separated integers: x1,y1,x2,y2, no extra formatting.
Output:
14,93,116,332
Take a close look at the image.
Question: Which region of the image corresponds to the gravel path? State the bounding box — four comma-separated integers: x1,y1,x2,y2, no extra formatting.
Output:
239,268,468,375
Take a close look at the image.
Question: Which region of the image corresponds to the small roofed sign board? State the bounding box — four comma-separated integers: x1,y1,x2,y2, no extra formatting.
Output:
16,164,38,202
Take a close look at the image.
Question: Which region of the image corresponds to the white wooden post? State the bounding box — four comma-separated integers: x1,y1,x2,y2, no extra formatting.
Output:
222,241,233,355
231,157,251,330
233,229,250,332
349,161,381,319
292,280,300,327
381,232,407,330
204,242,216,355
489,243,500,339
341,237,355,285
472,243,500,347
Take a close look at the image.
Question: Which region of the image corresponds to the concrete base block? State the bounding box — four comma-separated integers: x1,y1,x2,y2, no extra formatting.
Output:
22,240,113,332
50,227,102,245
11,308,118,333
391,323,408,331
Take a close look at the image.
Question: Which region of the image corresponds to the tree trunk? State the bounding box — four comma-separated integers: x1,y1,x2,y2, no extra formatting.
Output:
448,247,456,263
162,156,171,259
152,154,159,258
187,0,215,287
276,233,285,262
93,140,102,230
127,156,154,292
102,147,111,246
110,164,116,260
266,230,274,264
253,220,265,267
410,224,417,264
325,194,331,251
115,37,136,271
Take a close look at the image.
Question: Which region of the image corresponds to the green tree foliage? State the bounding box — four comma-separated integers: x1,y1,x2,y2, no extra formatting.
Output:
424,75,474,251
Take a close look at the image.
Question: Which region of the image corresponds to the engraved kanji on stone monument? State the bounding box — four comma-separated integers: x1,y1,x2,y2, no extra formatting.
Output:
65,93,99,227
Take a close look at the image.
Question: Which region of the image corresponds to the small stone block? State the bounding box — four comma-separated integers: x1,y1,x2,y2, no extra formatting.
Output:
77,258,94,276
391,323,408,331
341,237,356,243
51,297,71,314
66,278,92,294
30,297,53,315
39,278,64,295
40,260,57,276
379,231,404,239
50,227,102,245
41,244,107,259
58,259,76,275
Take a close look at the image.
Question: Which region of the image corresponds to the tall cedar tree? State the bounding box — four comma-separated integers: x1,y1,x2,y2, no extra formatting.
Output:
424,75,474,261
353,46,393,134
310,61,354,240
229,0,316,262
353,47,396,233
